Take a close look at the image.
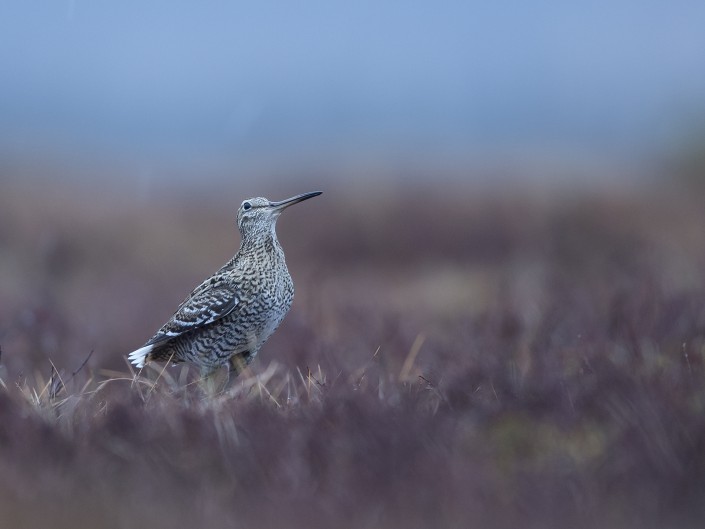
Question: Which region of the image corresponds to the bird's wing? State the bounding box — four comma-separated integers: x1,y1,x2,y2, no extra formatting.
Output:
146,283,240,346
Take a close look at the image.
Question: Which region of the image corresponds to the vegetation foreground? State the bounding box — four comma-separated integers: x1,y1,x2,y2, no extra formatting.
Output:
2,181,705,528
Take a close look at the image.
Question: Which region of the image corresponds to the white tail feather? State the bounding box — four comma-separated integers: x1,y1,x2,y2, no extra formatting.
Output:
128,344,153,369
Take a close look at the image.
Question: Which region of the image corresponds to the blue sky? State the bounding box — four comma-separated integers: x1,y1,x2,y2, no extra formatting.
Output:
1,1,705,167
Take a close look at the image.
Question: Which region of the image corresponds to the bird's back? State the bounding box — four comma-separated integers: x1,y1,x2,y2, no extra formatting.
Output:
146,242,292,371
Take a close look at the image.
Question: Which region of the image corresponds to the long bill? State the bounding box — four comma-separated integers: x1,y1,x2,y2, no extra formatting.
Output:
269,191,322,211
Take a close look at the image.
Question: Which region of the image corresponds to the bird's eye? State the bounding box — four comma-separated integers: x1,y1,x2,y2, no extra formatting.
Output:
243,202,252,211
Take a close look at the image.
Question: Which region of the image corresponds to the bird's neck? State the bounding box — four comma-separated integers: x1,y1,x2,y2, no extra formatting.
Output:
236,226,284,260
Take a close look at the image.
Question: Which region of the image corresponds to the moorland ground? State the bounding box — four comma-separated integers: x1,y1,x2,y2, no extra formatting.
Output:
1,175,705,528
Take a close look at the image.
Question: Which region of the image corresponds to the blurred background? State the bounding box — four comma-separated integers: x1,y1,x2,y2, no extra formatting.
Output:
2,0,705,368
3,3,705,528
2,1,705,180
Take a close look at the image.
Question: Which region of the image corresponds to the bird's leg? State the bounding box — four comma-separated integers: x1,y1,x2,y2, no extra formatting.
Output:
199,365,229,397
219,353,249,392
228,353,248,377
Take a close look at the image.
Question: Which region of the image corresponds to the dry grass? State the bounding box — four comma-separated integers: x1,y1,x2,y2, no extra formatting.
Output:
2,177,705,528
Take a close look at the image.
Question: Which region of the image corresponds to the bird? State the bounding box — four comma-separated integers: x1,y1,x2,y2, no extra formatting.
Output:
128,191,322,389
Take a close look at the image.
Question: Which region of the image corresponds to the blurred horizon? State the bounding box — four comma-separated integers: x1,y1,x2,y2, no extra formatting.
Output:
2,1,705,179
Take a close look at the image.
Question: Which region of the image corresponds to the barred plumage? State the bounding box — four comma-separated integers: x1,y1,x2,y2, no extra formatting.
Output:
128,191,322,386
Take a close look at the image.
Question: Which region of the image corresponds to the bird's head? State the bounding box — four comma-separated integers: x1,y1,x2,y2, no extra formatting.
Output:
236,191,322,239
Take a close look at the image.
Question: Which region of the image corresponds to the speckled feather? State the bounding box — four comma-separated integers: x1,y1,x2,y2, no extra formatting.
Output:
128,192,321,377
